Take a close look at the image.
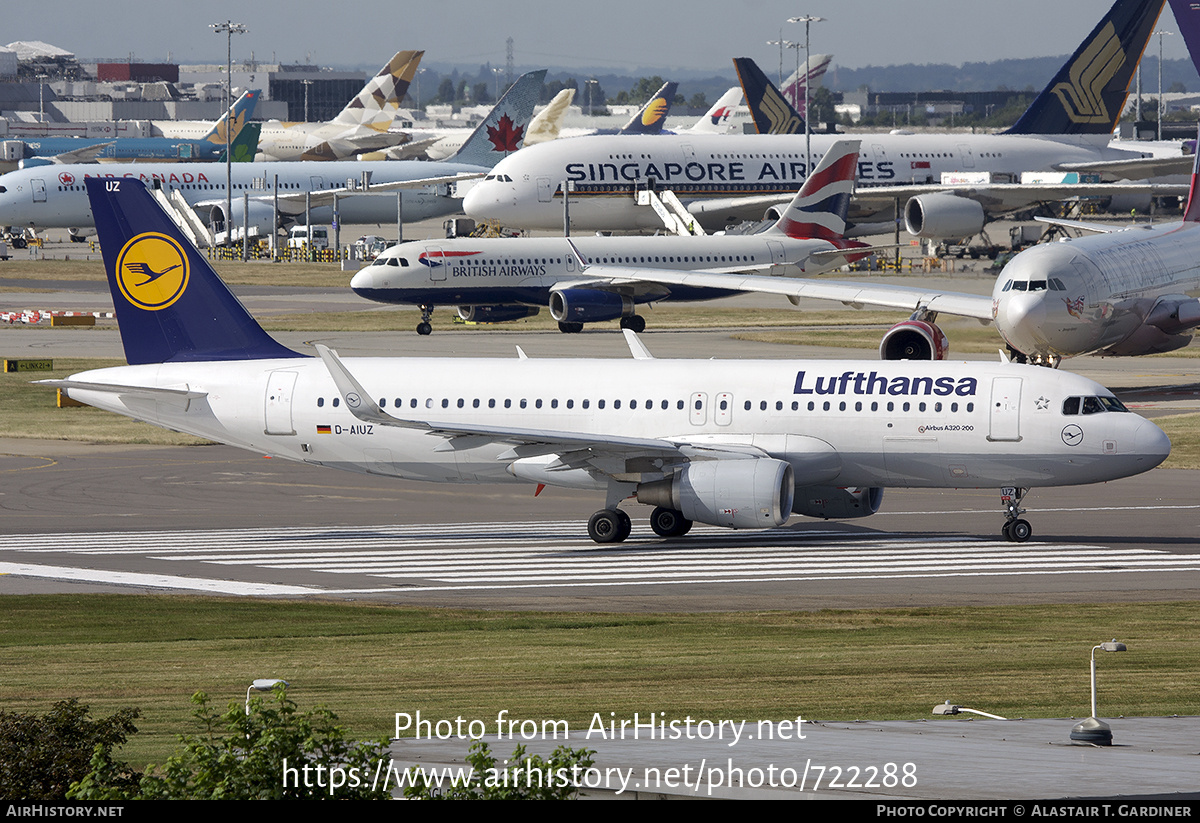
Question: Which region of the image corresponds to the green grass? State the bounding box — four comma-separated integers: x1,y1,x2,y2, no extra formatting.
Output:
1157,413,1200,470
2,257,352,288
0,596,1195,767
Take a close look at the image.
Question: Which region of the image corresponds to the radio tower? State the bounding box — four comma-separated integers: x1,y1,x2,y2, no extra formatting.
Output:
506,37,514,87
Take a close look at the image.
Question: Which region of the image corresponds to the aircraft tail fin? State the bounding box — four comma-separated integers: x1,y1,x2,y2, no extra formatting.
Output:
203,89,261,146
84,177,300,365
732,57,805,135
525,88,574,146
688,86,743,133
220,122,261,163
618,81,678,135
331,50,425,128
1183,129,1200,222
780,53,832,119
450,69,547,168
767,139,860,240
1006,0,1164,135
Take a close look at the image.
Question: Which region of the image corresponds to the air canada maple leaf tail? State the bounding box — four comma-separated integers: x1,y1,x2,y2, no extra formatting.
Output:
1006,0,1163,135
85,177,300,365
450,69,547,168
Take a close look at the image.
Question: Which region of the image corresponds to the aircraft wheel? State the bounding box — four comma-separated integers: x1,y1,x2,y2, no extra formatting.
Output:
1009,519,1032,543
650,507,692,538
615,509,632,542
416,322,432,336
588,509,627,544
558,321,584,334
620,315,646,333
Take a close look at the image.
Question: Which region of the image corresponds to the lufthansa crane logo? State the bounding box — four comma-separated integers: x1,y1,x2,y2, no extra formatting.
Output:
115,232,190,311
1051,21,1125,124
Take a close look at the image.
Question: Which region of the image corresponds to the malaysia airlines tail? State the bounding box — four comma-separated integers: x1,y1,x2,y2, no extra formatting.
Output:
733,57,805,135
1006,0,1163,135
686,87,744,133
202,89,262,147
765,139,859,241
85,177,300,365
617,81,678,135
450,69,547,168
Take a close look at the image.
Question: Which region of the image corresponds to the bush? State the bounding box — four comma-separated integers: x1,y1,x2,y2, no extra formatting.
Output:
404,739,595,800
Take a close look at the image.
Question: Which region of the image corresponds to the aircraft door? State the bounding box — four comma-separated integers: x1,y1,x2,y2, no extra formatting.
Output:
426,246,446,281
32,179,46,203
537,177,554,203
956,144,975,169
766,241,787,267
264,370,298,436
988,377,1022,442
689,392,708,425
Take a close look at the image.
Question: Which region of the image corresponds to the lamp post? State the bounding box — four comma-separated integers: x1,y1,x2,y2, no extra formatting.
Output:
788,15,825,176
1070,639,1127,746
301,78,313,123
211,20,247,249
246,678,288,714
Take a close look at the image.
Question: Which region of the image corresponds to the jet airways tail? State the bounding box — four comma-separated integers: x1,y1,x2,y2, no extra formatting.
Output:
202,89,262,146
617,81,678,135
732,57,805,135
450,69,547,167
766,139,860,241
84,177,300,365
330,50,425,130
1006,0,1163,135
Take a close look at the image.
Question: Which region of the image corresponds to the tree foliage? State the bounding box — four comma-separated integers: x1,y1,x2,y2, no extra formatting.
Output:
404,740,595,800
0,699,140,800
70,689,391,800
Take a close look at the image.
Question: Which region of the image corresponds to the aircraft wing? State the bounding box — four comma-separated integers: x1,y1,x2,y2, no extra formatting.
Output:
573,265,996,322
193,172,484,216
51,142,115,165
314,344,768,470
1056,154,1196,180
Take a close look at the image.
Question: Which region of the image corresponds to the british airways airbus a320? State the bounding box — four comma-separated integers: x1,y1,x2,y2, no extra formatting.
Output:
41,177,1169,546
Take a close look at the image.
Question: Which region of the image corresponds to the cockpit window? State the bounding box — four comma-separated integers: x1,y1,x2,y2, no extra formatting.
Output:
1062,395,1130,415
1011,281,1027,291
1050,278,1066,291
1028,280,1047,292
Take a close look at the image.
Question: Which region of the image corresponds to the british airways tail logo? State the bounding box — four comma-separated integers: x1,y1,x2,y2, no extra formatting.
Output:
1051,21,1125,125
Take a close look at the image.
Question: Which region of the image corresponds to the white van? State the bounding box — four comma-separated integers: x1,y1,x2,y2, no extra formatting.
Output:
287,225,329,250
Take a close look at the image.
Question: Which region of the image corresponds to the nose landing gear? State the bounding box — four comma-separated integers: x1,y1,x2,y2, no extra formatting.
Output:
1000,486,1032,542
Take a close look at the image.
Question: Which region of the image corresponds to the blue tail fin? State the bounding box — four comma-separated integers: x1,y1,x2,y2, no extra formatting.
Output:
451,69,547,167
618,81,678,134
85,177,300,365
202,89,262,146
1006,0,1164,135
732,57,805,135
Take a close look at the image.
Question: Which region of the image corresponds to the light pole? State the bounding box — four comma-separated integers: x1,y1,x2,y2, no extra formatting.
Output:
1070,639,1127,746
246,678,288,714
301,78,313,123
1158,30,1174,141
767,34,786,90
211,20,247,249
788,15,825,176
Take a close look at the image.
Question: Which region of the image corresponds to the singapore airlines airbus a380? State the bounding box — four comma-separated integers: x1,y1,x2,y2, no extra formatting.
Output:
44,178,1169,545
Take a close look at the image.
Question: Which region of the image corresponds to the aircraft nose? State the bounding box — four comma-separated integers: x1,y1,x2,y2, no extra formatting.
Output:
349,267,377,290
1135,417,1172,469
997,292,1046,353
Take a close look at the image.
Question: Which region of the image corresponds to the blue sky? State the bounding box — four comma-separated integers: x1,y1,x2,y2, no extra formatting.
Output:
14,0,1192,74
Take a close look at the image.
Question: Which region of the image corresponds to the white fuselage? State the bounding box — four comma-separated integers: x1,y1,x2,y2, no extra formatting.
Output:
0,159,477,230
993,222,1200,359
63,356,1167,496
463,132,1152,232
348,232,859,310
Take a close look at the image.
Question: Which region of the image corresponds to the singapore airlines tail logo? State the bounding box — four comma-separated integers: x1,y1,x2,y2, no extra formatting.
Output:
116,232,190,311
760,84,802,135
1051,21,1125,124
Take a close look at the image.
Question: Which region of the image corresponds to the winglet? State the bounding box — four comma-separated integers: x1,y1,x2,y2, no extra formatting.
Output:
623,329,654,360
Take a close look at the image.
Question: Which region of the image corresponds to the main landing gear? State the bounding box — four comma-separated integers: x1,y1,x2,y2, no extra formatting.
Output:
1000,486,1032,543
619,315,646,333
416,305,433,336
586,506,693,543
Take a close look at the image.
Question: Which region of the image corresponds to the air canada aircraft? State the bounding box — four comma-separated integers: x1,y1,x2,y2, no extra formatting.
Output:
351,140,873,334
0,70,546,238
42,176,1170,546
463,0,1186,236
600,140,1200,366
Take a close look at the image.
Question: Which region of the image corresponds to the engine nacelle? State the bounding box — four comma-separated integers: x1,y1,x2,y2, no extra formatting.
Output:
549,288,633,324
456,304,540,323
208,200,279,242
904,193,986,240
880,320,949,360
636,458,794,530
792,486,883,519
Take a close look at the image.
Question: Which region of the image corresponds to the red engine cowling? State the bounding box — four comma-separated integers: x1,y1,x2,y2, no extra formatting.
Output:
879,320,949,360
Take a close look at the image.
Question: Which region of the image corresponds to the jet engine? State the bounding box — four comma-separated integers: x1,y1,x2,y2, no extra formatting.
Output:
548,288,634,324
456,305,541,323
1102,297,1200,355
792,486,883,519
904,193,986,240
208,200,280,243
879,319,949,360
635,458,794,530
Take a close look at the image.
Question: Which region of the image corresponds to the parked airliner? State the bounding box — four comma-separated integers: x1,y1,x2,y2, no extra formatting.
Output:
598,144,1200,366
0,71,545,238
351,140,870,334
44,177,1169,546
463,0,1179,236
